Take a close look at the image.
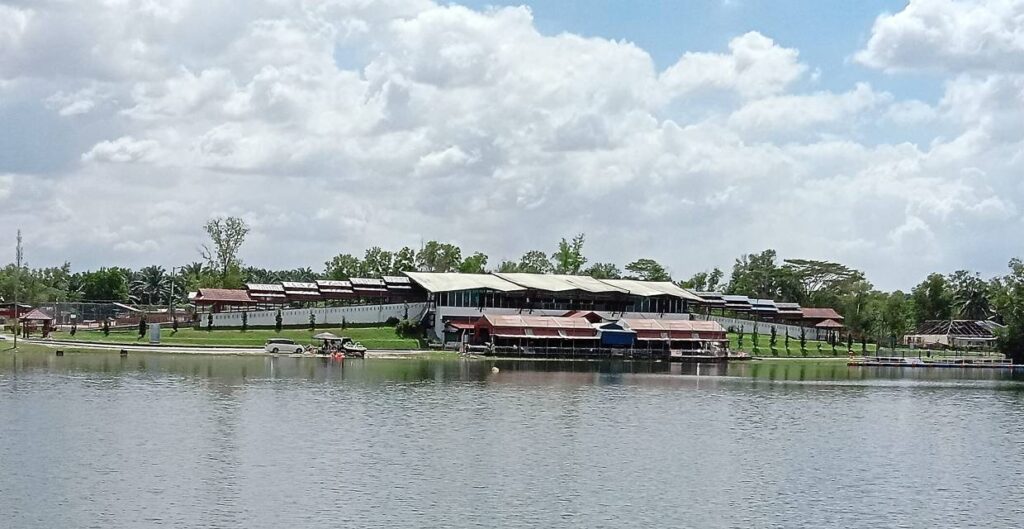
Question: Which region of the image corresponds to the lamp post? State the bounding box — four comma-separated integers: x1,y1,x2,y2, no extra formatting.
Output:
13,230,22,348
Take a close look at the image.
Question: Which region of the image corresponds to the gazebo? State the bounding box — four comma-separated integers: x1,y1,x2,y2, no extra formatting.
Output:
19,309,54,338
815,318,844,342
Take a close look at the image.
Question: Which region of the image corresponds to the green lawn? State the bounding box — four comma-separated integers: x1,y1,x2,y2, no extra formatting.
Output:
728,332,877,358
57,326,422,350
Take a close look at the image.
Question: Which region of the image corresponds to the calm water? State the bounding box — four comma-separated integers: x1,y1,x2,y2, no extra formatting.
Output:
2,352,1024,528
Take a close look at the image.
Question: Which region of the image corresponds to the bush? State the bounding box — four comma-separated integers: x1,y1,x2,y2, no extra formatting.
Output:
241,311,248,332
395,318,421,338
385,316,401,326
275,310,283,333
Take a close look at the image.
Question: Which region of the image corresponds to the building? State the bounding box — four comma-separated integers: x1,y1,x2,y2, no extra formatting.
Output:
904,320,1003,349
404,271,704,340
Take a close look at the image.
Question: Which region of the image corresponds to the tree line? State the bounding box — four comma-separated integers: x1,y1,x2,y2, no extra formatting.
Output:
4,218,1023,360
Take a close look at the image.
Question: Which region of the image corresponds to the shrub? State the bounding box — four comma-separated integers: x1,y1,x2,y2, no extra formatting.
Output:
241,311,248,332
309,312,316,331
385,316,401,326
207,313,213,332
138,315,147,338
275,310,283,333
395,318,421,338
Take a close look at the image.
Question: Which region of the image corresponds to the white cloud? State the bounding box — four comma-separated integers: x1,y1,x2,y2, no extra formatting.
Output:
857,0,1024,73
82,136,161,163
0,0,1020,290
661,31,806,99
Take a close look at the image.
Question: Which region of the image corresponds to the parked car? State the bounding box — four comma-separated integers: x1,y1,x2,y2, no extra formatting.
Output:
265,338,303,354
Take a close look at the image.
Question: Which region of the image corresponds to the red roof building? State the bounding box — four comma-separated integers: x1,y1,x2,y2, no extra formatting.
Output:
800,307,844,325
193,289,255,313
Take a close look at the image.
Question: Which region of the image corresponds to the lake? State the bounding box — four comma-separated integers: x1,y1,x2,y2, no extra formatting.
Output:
2,351,1023,528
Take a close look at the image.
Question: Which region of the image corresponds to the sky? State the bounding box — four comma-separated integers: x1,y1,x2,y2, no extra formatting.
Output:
1,0,1022,291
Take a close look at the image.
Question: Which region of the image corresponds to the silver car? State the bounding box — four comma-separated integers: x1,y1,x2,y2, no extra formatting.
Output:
265,338,304,354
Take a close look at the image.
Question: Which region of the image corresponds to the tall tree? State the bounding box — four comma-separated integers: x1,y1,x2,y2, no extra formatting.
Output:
911,273,953,323
363,247,394,278
625,258,671,282
727,249,794,300
201,217,249,283
324,253,363,280
79,268,130,302
416,241,462,272
679,268,724,291
551,233,587,275
516,250,553,274
583,262,621,279
948,270,990,320
458,252,488,274
392,246,416,274
782,259,865,306
880,291,914,346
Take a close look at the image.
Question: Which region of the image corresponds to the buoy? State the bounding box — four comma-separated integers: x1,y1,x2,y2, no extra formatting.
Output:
55,350,64,356
120,349,128,357
491,366,499,374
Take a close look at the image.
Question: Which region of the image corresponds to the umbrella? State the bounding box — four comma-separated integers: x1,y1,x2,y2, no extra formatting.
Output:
313,332,341,340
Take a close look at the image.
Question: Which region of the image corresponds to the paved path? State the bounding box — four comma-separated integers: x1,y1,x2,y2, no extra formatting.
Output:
25,339,264,355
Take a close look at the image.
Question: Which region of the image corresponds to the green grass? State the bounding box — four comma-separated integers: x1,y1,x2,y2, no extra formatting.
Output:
728,332,877,358
56,326,422,350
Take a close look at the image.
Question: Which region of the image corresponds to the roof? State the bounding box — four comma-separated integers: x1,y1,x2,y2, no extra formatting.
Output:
405,272,526,293
722,295,751,304
909,320,1002,338
620,318,726,333
480,313,598,330
801,307,844,321
281,282,318,290
494,273,629,294
349,277,385,287
382,276,411,285
194,289,254,304
316,279,352,288
246,283,285,292
598,279,702,301
19,308,53,321
815,319,844,329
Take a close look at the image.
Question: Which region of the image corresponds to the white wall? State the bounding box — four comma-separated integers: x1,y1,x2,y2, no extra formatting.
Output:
201,303,428,328
699,314,812,339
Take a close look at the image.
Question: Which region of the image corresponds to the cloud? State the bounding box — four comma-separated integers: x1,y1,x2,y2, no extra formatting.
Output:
0,0,1020,290
82,136,161,163
856,0,1024,73
661,31,806,99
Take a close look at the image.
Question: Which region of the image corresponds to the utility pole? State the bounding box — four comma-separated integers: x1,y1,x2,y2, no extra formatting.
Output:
169,266,177,323
13,230,22,348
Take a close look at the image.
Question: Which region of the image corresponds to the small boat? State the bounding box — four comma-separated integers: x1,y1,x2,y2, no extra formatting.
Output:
342,341,367,358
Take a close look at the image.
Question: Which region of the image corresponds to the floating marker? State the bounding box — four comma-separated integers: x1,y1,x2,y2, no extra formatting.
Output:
491,366,499,374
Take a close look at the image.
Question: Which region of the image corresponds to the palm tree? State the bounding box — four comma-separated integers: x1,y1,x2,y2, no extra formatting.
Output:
954,284,990,320
131,266,170,305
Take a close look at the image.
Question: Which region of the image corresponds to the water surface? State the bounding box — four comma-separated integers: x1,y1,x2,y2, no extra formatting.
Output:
2,351,1023,528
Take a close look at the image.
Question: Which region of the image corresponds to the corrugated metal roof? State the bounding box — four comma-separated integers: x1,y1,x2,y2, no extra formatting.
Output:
597,279,702,301
722,295,751,303
494,273,627,293
801,307,844,320
316,280,352,288
195,289,255,303
621,318,725,333
404,272,526,293
382,275,411,285
246,283,285,292
482,314,597,330
281,282,318,290
349,277,386,287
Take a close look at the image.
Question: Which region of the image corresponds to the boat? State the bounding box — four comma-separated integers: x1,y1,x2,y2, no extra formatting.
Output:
342,340,367,358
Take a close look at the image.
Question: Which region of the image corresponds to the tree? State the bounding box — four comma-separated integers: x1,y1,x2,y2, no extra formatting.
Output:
552,234,587,275
784,331,790,354
770,326,778,356
172,317,179,334
583,262,621,279
201,217,249,282
881,291,914,349
324,253,363,280
241,311,248,332
990,259,1024,362
737,327,745,349
275,309,283,333
948,270,990,320
130,265,170,305
459,252,489,274
846,333,854,353
416,241,462,272
752,323,760,354
679,268,724,291
782,259,865,307
392,247,417,274
341,316,347,329
207,313,213,332
309,311,316,331
727,249,795,300
359,247,393,278
138,314,147,338
517,250,553,274
625,258,671,282
911,273,953,323
79,268,130,302
799,327,807,356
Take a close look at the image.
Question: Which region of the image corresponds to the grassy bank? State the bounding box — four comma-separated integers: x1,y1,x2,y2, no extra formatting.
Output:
52,326,422,350
728,332,877,358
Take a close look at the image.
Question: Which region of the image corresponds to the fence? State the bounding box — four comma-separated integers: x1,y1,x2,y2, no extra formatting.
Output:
199,303,429,329
694,314,816,340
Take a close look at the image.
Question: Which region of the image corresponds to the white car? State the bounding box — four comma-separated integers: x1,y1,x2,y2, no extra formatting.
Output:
0,335,8,341
265,338,304,354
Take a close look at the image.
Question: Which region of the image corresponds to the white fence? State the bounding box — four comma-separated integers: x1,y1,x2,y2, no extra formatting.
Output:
697,314,813,339
201,303,429,329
